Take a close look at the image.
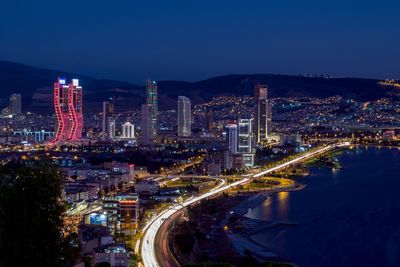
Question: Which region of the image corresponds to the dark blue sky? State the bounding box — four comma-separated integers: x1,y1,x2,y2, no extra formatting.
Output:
1,0,399,83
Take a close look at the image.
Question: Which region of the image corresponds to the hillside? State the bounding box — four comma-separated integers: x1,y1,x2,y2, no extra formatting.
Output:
0,61,397,113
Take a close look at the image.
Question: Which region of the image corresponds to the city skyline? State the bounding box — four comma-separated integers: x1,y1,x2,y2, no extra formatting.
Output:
1,2,400,267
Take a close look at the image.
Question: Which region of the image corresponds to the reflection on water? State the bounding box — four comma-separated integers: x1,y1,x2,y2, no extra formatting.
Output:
246,148,400,267
277,191,289,219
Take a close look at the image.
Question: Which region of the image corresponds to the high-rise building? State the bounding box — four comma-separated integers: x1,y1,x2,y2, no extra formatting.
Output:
226,124,238,154
146,80,158,137
109,120,116,140
178,96,191,137
266,101,272,137
9,93,22,115
50,78,83,147
141,104,152,144
254,84,272,143
102,99,115,141
238,118,254,167
121,122,135,139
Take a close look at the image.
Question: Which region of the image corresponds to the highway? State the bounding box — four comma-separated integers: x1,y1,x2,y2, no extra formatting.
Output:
141,143,348,267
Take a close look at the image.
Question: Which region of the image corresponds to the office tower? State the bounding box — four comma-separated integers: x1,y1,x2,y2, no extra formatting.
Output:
178,96,191,137
121,122,135,139
51,78,83,146
146,80,158,137
238,118,254,167
9,93,22,115
254,84,272,143
238,119,252,153
141,104,152,144
226,124,238,154
102,99,115,141
204,108,213,132
266,100,272,137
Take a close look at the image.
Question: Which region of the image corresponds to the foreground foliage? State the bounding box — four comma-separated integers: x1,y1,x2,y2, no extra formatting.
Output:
0,160,80,267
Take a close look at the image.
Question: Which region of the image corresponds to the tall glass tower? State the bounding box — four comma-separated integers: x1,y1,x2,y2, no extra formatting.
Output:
146,80,158,137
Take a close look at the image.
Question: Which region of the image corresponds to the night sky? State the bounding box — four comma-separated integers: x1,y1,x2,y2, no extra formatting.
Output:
1,0,399,82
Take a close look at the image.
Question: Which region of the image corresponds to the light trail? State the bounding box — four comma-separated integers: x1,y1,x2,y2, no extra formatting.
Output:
141,143,347,267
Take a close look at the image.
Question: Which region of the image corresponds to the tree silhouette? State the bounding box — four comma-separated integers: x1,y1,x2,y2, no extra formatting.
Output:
0,160,79,266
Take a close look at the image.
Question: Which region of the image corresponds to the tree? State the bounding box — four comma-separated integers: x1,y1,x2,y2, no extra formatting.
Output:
0,160,79,266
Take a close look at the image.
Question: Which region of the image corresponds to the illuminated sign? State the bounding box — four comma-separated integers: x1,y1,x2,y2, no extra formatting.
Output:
89,213,107,225
59,78,66,85
72,79,79,86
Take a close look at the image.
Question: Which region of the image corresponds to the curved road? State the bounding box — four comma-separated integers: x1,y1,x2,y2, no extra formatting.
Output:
141,143,349,267
154,210,183,267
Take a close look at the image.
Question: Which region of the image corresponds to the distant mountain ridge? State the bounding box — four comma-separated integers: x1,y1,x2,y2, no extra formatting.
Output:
0,60,397,113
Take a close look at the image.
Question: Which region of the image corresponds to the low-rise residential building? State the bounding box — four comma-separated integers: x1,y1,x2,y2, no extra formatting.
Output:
93,244,130,267
134,180,160,195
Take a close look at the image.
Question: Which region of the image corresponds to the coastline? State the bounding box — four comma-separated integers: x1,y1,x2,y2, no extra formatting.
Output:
223,185,305,266
221,147,350,265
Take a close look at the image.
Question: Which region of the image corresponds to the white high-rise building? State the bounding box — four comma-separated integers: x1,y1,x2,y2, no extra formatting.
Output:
10,93,22,115
238,118,254,167
226,124,238,154
178,96,191,137
121,122,135,139
109,120,116,140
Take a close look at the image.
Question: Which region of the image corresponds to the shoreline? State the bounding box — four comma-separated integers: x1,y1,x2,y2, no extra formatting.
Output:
223,184,305,265
222,147,350,265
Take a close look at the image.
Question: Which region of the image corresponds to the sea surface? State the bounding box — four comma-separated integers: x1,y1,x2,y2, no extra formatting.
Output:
245,147,400,267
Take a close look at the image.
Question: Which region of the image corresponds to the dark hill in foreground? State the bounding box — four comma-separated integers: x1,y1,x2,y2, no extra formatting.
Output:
0,60,397,113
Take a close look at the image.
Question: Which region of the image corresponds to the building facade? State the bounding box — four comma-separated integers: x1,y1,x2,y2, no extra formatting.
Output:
102,194,139,234
238,118,254,167
254,84,272,143
102,99,115,141
146,80,158,137
178,96,191,137
226,124,238,154
121,122,135,139
50,78,83,147
9,93,22,115
141,104,152,144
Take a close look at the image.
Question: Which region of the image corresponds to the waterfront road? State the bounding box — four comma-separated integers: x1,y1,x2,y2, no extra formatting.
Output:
141,143,349,267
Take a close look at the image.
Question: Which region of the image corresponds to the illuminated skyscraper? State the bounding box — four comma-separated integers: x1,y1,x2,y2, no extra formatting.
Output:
146,80,158,137
9,93,22,115
178,96,191,137
254,84,272,143
238,118,254,167
50,78,83,147
102,98,115,141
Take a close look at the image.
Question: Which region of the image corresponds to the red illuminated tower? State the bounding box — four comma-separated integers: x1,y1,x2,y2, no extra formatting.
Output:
49,78,83,147
68,79,83,141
